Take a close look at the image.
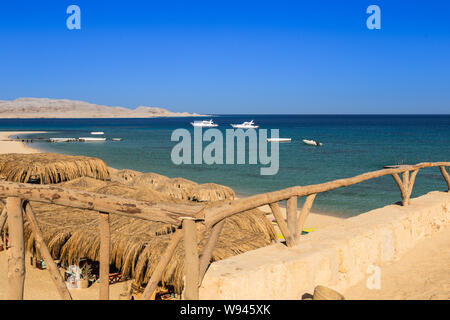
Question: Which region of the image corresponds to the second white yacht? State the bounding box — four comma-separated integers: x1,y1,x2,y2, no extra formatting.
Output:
230,120,259,129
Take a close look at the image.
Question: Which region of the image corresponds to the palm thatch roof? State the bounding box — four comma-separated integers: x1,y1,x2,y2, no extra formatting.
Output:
128,173,235,202
0,153,109,184
109,168,143,184
0,176,275,293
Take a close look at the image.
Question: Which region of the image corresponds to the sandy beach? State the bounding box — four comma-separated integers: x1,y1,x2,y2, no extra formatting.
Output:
0,131,45,154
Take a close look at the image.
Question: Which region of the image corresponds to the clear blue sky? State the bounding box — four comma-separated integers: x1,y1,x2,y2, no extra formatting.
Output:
0,0,449,114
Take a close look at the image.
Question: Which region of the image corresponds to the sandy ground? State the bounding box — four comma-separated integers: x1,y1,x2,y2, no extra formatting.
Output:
0,131,45,154
344,224,450,300
0,252,130,300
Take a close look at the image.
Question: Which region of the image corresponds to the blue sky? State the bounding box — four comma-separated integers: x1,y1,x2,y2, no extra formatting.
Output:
0,0,449,114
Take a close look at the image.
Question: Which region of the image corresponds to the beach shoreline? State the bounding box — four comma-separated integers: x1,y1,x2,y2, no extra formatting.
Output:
0,131,46,154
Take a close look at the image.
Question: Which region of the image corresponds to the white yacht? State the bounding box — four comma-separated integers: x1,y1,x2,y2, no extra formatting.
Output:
230,120,259,129
190,119,218,127
90,132,104,135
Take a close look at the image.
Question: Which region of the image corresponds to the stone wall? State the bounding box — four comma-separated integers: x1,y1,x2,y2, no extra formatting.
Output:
199,191,450,299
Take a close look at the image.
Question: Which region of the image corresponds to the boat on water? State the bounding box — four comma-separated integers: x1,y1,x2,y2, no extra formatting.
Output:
303,139,323,146
49,138,77,143
230,120,259,129
90,131,104,135
79,137,106,142
111,138,123,141
190,119,218,127
267,138,291,142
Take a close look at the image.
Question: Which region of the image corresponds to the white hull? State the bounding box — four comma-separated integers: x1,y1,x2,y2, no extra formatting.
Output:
267,138,291,142
90,132,104,135
191,123,219,127
231,124,259,129
303,139,323,146
49,138,77,142
79,137,106,142
191,119,218,127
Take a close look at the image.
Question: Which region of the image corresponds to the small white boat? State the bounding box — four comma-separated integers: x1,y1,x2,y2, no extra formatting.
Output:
230,120,259,129
303,139,323,146
267,138,291,142
111,138,123,141
90,132,104,135
49,138,77,143
79,137,106,142
190,119,218,127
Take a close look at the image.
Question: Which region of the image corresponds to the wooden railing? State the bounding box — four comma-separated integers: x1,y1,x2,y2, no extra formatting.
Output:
0,162,449,300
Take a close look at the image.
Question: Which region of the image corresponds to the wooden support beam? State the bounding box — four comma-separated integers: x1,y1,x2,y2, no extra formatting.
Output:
182,218,199,300
286,197,298,241
391,173,409,206
141,227,184,300
99,211,110,300
23,202,72,300
269,202,295,247
297,194,317,235
198,220,225,286
6,197,25,300
0,181,204,225
0,207,7,232
440,166,450,191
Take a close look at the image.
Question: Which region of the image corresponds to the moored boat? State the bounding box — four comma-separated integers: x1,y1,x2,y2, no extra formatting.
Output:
303,139,323,146
190,119,218,127
230,120,259,129
267,138,291,142
79,137,106,142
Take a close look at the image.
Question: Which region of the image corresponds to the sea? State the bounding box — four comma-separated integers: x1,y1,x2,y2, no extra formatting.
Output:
1,115,449,217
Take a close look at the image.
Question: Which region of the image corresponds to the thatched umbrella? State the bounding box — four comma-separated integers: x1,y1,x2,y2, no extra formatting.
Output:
109,168,143,184
6,176,275,294
131,172,170,188
0,153,109,184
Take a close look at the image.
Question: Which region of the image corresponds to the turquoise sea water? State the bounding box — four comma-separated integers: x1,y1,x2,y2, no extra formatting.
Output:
1,115,449,217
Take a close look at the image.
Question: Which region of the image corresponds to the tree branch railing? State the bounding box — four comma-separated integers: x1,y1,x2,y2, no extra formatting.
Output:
0,161,448,300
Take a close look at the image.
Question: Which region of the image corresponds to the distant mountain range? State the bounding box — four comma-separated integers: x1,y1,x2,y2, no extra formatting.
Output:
0,98,205,118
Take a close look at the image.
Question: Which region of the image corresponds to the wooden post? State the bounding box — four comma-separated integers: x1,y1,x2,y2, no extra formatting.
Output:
198,220,225,285
99,211,110,300
182,218,199,300
440,166,450,191
402,171,410,205
0,207,7,249
297,194,317,235
6,197,25,300
0,207,7,232
23,202,72,300
391,173,408,206
392,170,419,206
269,202,295,247
141,228,184,300
407,169,419,202
286,197,298,241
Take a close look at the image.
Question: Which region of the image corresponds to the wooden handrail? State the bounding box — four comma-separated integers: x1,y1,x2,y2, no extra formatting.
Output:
204,162,450,227
0,181,204,225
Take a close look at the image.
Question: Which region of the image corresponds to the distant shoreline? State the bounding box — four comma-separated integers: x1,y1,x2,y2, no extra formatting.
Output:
0,115,210,119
